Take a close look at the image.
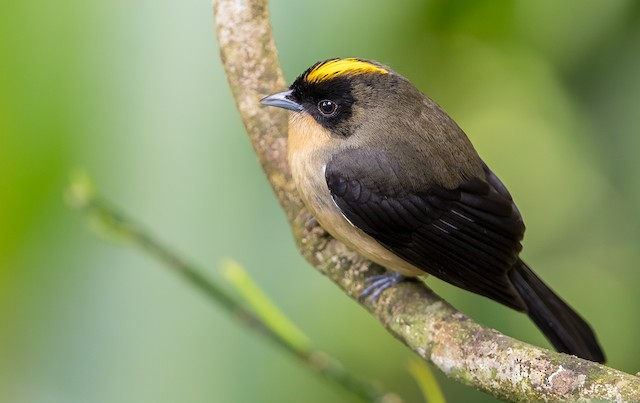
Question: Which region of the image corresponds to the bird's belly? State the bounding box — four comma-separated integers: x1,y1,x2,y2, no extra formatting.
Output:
289,149,424,277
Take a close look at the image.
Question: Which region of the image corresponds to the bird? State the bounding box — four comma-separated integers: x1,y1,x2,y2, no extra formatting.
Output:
260,57,605,363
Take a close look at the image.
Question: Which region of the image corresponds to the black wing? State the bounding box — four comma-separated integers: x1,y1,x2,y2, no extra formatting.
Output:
326,150,527,310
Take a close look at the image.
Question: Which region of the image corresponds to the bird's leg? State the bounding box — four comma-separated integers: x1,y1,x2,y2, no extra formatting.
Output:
360,272,406,301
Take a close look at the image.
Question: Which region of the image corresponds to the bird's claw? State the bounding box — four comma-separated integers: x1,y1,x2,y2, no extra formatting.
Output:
360,272,406,302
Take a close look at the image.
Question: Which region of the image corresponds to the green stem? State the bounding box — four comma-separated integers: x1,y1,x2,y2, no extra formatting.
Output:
407,358,447,403
67,173,394,402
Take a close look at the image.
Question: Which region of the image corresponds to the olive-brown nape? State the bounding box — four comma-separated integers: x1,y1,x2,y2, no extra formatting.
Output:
304,58,388,84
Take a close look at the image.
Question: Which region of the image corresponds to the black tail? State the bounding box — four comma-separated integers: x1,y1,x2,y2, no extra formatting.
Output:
508,260,605,363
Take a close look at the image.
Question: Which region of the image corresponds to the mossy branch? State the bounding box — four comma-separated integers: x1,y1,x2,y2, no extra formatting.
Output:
213,0,640,401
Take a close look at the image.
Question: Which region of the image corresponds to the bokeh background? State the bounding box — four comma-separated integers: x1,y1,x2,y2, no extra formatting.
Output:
2,0,640,402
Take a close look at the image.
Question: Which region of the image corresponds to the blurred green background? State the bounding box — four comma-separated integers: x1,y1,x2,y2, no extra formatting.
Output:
2,0,640,402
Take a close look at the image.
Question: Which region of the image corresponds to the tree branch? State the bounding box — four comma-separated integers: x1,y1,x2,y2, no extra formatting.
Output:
213,0,640,401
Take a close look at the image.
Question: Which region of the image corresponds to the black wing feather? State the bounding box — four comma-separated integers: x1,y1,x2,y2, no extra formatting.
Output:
326,156,527,310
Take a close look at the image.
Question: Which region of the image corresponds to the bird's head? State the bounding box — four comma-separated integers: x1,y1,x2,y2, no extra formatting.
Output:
261,58,417,138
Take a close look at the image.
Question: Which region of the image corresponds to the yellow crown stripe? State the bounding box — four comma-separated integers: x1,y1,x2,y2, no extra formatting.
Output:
305,58,388,83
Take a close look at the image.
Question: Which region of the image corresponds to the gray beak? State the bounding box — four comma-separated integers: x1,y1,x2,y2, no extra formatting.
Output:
260,89,303,112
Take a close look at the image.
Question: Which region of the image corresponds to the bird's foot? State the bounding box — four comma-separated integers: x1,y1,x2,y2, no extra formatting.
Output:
360,272,406,302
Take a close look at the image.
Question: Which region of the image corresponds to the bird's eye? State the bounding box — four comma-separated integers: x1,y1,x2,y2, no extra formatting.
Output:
318,99,337,117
